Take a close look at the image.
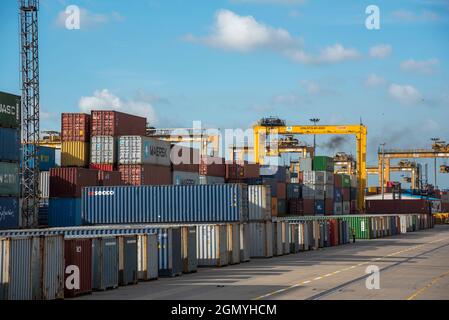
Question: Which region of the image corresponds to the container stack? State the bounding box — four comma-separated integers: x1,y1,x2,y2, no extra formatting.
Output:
350,174,358,214
225,161,260,183
257,165,288,217
0,92,21,229
199,156,226,184
441,191,449,212
61,113,90,168
341,174,351,215
172,145,200,185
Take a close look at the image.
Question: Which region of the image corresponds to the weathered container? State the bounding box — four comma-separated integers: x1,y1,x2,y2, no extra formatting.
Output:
118,235,138,286
299,158,312,171
334,202,342,215
289,223,300,253
119,164,172,186
325,185,334,199
227,223,240,265
272,221,286,256
61,141,89,167
64,238,92,297
313,156,334,172
278,199,287,216
197,224,228,267
97,170,122,186
365,200,431,214
173,171,200,185
171,145,200,172
155,227,183,276
249,221,273,258
239,223,251,262
342,188,350,201
271,197,278,217
21,145,57,171
0,197,20,229
91,237,119,291
48,198,82,227
315,200,325,215
342,201,351,215
325,199,334,215
334,187,342,202
82,184,249,224
50,167,98,198
341,216,372,239
61,113,90,142
302,185,315,200
0,91,20,128
91,136,116,165
40,171,50,199
0,128,19,162
303,199,315,215
198,175,225,185
118,136,171,167
91,110,147,137
303,171,325,184
260,165,287,182
0,235,64,300
0,162,19,196
287,183,302,199
38,200,49,226
277,183,287,199
90,164,114,172
181,226,198,273
199,156,226,177
288,199,303,215
137,233,159,280
248,185,271,221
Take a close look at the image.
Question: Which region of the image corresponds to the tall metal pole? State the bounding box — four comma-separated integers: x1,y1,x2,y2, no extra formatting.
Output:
380,143,385,200
431,138,439,189
19,0,40,228
309,118,320,151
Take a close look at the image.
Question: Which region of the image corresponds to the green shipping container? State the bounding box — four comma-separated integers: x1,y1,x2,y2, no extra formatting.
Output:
0,92,21,128
313,156,334,172
341,174,351,188
0,162,20,196
341,216,372,239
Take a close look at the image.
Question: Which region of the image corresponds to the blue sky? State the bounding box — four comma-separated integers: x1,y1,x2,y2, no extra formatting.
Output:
1,0,449,187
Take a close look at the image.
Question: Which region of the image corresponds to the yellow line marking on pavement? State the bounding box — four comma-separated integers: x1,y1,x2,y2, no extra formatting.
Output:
253,236,449,300
406,269,449,300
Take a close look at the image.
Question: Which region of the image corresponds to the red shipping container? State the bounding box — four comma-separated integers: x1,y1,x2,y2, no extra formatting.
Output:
297,171,304,184
350,200,357,214
277,183,287,199
199,156,225,177
91,110,147,137
90,163,115,172
98,170,122,186
365,200,431,214
50,167,99,198
329,220,339,246
61,113,90,142
244,163,260,179
342,188,350,201
288,199,303,216
171,145,200,172
325,199,334,215
64,239,92,298
303,199,315,215
119,164,172,186
226,163,245,180
334,174,342,188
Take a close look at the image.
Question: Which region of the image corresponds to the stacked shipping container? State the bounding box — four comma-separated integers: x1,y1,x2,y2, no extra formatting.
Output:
0,91,21,229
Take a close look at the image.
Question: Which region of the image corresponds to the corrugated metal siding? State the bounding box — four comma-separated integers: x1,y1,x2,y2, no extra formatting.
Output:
82,184,249,224
137,234,158,280
0,128,19,162
48,198,82,227
91,111,147,137
64,238,92,297
239,223,250,262
42,235,64,300
61,141,89,167
40,171,50,199
0,238,9,299
181,226,197,273
50,168,98,198
0,162,19,196
119,136,171,166
0,92,21,128
173,171,200,185
118,235,138,285
91,136,116,164
92,237,119,290
61,113,90,142
249,221,273,258
0,197,20,230
227,224,240,265
197,224,228,267
248,185,271,221
9,237,32,300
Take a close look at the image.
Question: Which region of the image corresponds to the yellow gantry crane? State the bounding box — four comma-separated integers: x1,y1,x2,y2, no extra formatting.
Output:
367,160,420,189
334,152,356,175
253,123,367,212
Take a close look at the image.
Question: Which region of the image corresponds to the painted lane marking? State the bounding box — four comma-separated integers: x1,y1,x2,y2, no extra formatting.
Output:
406,269,449,300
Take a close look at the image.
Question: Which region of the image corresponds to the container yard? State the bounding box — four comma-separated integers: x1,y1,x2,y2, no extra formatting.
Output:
1,0,448,307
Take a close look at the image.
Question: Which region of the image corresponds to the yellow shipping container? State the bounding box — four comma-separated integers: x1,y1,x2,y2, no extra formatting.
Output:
368,187,377,193
61,141,89,167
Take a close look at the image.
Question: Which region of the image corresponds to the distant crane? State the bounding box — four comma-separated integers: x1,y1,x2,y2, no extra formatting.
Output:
19,0,40,228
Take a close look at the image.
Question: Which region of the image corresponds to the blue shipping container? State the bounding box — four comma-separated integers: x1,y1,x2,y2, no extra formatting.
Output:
0,128,20,162
260,165,287,182
20,145,56,171
82,184,248,225
334,187,342,202
0,197,20,229
48,198,81,227
315,200,325,215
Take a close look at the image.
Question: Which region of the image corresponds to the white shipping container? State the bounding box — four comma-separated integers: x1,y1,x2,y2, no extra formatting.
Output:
248,185,271,221
91,136,116,164
302,184,315,199
343,201,350,214
249,221,273,258
303,171,325,184
350,175,358,188
199,175,225,185
334,202,342,215
119,136,171,166
227,224,240,265
172,171,200,185
196,224,228,267
299,158,313,172
39,171,50,199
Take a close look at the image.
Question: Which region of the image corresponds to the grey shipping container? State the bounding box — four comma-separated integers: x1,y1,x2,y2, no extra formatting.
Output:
118,235,138,286
40,171,50,199
199,175,225,185
92,237,119,291
289,223,300,253
0,235,64,300
82,184,249,224
248,185,271,221
137,234,158,281
0,162,19,196
249,221,273,258
181,226,198,273
119,136,171,167
227,223,240,265
156,227,183,277
197,224,228,267
173,171,200,185
91,136,116,164
239,223,250,262
299,158,312,171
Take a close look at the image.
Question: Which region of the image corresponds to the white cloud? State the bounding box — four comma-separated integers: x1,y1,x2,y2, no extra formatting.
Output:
364,74,385,88
300,80,336,95
79,89,158,125
271,93,303,106
55,8,123,29
369,44,392,59
388,84,423,105
421,119,440,132
391,9,441,22
400,58,439,74
185,9,360,65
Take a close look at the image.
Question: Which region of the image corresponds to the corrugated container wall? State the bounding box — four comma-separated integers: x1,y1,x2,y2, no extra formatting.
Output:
173,171,200,185
119,164,172,186
61,113,90,142
64,238,92,297
0,197,20,229
48,198,82,227
40,171,50,198
248,185,272,221
137,234,158,281
82,184,249,224
0,162,19,196
119,136,171,166
91,111,147,137
0,92,21,128
20,145,57,171
196,224,228,267
61,141,89,167
98,170,122,186
91,136,116,165
92,237,119,291
171,145,200,172
50,167,99,198
0,128,19,161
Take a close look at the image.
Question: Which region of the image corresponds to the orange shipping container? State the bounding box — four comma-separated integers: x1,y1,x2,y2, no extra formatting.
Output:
271,197,278,217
